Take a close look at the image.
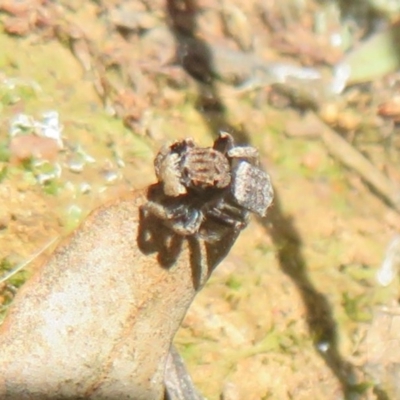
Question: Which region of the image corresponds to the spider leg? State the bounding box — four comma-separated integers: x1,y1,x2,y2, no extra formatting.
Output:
227,146,259,160
168,208,203,236
213,131,259,164
205,198,249,230
213,131,235,153
142,200,203,236
230,161,273,216
142,201,188,220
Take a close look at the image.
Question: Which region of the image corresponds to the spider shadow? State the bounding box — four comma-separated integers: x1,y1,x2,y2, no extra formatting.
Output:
165,0,368,397
137,184,240,290
137,207,184,269
137,184,185,269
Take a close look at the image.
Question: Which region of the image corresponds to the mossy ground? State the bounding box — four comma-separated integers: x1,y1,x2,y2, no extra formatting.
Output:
0,2,399,399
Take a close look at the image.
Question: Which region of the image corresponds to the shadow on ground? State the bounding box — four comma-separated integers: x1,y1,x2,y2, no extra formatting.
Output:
165,0,372,397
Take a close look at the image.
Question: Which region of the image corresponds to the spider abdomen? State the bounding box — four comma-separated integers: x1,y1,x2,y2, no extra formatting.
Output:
182,148,231,190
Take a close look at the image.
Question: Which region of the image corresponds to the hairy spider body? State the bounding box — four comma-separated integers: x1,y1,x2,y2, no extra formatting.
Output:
143,133,273,239
181,147,231,190
154,146,187,197
155,138,231,196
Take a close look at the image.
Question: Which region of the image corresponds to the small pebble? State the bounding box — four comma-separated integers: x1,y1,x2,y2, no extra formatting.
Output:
102,170,119,183
79,182,91,194
66,157,85,173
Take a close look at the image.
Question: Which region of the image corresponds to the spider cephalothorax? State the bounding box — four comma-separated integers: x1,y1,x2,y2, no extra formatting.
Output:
154,137,231,196
143,132,273,239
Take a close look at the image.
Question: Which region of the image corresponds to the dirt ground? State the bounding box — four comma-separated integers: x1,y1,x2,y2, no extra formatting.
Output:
1,1,400,399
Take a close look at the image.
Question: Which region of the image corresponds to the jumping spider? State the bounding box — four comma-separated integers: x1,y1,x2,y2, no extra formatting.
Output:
143,132,273,238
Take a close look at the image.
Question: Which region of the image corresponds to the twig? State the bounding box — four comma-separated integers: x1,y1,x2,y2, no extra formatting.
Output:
0,237,59,284
286,112,400,212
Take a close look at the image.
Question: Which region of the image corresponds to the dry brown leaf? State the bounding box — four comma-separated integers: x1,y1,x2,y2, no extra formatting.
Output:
0,187,239,399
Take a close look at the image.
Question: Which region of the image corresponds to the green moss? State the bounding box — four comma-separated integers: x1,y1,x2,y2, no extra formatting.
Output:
177,342,198,360
20,157,34,172
0,166,7,183
0,83,37,106
340,263,376,284
0,142,10,162
225,275,243,290
349,381,373,395
238,329,281,358
42,179,63,196
0,258,12,273
342,292,372,322
64,204,85,232
0,258,29,288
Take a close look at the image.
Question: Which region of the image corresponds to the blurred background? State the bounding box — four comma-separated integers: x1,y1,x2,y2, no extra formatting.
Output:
1,0,400,398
